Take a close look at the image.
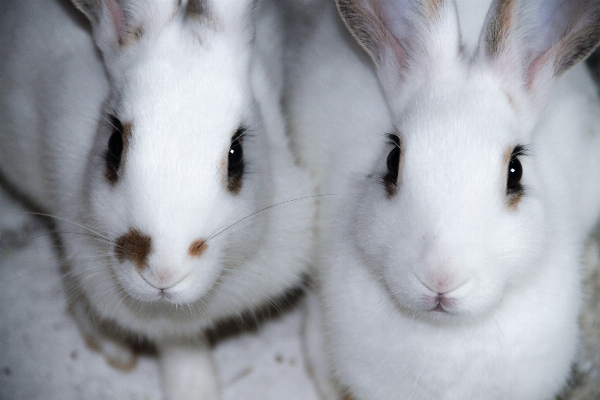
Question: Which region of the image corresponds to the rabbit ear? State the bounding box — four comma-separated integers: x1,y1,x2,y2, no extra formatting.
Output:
480,0,600,111
71,0,136,51
336,0,461,107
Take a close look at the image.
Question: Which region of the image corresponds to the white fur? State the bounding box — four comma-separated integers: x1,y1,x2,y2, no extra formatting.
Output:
0,0,315,399
286,0,600,398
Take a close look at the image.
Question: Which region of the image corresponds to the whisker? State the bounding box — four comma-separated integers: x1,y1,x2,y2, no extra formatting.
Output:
207,193,334,242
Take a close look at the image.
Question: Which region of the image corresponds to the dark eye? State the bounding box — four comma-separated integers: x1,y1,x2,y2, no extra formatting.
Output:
506,157,522,191
506,145,527,195
387,147,400,180
227,127,246,193
228,137,244,174
105,115,124,182
383,134,401,186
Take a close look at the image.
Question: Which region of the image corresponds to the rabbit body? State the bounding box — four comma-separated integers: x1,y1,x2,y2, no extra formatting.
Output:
286,0,600,399
0,0,315,398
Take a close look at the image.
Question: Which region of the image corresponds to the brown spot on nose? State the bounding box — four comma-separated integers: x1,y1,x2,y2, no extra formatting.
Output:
115,228,152,271
188,239,208,257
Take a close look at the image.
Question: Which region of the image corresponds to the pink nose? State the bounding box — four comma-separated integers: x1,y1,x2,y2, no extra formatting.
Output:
154,269,174,288
419,274,462,294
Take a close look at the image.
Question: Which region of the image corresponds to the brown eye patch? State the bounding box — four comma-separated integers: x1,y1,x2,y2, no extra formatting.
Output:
115,228,152,271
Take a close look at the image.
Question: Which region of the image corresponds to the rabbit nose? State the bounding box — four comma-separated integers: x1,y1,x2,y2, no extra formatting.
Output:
142,266,188,290
154,268,174,287
418,274,468,296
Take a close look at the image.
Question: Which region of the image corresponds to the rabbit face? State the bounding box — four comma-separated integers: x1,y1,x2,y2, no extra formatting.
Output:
350,69,548,320
80,4,271,307
334,0,600,323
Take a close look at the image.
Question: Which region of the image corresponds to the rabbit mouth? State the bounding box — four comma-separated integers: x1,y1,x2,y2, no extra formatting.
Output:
428,295,456,313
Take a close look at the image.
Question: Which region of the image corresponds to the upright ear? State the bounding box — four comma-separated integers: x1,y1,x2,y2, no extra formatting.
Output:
336,0,461,107
71,0,134,53
479,0,600,112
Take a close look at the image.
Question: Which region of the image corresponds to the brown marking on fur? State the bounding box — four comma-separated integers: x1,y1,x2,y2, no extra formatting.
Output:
485,0,515,58
105,165,119,183
227,172,243,194
119,25,144,48
185,0,220,31
507,191,522,209
423,0,445,21
115,228,152,271
122,122,133,145
186,0,208,18
384,180,397,198
188,239,208,257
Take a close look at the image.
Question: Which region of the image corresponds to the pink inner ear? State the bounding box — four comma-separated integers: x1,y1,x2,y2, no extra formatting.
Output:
106,0,127,43
525,47,553,91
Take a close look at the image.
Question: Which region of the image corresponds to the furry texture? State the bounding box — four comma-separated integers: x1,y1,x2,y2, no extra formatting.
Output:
285,0,600,399
0,0,315,399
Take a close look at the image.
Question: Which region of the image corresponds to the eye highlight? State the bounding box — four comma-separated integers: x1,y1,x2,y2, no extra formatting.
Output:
382,133,401,197
105,114,124,183
227,126,246,194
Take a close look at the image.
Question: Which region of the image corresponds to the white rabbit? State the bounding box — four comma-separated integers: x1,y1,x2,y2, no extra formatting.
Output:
0,0,315,399
286,0,600,398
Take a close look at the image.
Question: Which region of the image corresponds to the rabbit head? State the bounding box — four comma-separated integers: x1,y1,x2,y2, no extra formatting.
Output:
336,0,600,321
70,0,278,310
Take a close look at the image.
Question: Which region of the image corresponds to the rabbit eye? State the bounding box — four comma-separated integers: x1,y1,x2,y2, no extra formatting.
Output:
105,114,124,183
227,126,246,193
506,145,527,196
506,157,522,192
228,138,243,173
384,134,401,182
386,147,400,180
382,133,401,197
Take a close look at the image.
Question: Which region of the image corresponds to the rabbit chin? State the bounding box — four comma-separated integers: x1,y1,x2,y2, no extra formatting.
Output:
111,261,221,305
